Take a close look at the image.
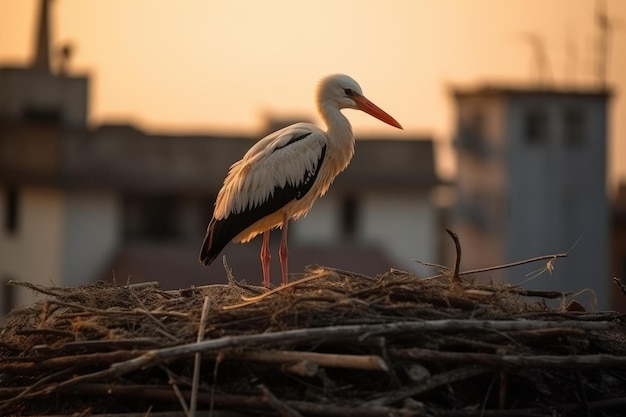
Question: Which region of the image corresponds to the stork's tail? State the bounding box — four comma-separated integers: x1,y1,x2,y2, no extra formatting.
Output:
199,218,229,266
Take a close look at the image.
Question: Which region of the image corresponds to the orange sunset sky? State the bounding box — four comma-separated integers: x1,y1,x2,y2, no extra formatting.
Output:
1,0,625,184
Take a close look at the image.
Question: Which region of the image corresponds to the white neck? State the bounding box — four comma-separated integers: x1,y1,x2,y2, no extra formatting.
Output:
318,101,355,167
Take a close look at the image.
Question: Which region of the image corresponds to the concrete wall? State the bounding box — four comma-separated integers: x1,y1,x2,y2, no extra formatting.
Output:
359,192,438,276
0,69,88,127
291,194,341,244
293,189,439,276
0,185,63,312
0,186,122,313
61,190,121,287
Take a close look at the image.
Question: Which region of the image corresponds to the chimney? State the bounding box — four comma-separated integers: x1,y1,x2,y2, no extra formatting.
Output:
32,0,53,72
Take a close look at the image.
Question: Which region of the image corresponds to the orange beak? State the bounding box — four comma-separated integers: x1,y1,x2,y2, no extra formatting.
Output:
353,93,403,130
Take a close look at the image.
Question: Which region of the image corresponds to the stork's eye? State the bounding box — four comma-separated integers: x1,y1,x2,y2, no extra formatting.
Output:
344,88,354,97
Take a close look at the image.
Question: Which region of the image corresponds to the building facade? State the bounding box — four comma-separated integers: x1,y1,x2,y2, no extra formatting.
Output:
450,85,611,308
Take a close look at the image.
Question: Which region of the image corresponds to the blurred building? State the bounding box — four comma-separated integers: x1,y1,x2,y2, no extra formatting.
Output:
612,183,626,312
0,0,443,314
450,84,612,308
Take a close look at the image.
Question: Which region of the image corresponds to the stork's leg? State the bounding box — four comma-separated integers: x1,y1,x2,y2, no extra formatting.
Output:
279,214,289,285
261,230,271,287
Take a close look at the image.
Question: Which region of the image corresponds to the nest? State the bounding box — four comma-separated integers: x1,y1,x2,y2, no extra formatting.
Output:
1,257,626,417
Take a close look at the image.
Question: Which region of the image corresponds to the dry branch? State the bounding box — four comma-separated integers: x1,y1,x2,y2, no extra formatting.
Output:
54,383,423,417
446,228,462,283
223,349,388,371
392,348,626,368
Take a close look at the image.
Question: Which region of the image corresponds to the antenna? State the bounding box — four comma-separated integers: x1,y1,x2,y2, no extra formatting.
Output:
32,0,54,72
564,26,578,86
596,0,612,88
57,43,73,75
520,32,552,86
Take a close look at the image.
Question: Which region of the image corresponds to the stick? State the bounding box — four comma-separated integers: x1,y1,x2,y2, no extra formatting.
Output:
259,384,303,417
446,228,462,283
7,280,64,297
282,360,319,377
391,347,626,368
224,269,335,309
613,277,626,298
162,367,190,417
33,298,188,318
47,383,422,417
222,255,264,295
190,296,211,417
224,349,388,371
0,350,143,374
423,253,568,281
128,284,179,342
367,365,490,406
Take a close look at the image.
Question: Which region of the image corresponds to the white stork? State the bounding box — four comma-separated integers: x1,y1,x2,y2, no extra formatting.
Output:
199,74,403,287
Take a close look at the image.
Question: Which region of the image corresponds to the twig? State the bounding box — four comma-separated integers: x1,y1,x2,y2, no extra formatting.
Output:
222,255,264,295
509,288,568,299
259,384,303,417
7,280,65,297
32,337,160,354
47,383,422,417
461,253,568,277
0,350,142,374
224,269,336,309
15,328,75,339
391,347,626,368
142,405,153,417
37,297,188,318
209,352,223,417
128,285,180,342
190,296,211,417
162,367,190,417
498,369,507,409
424,253,568,281
443,396,626,416
0,366,77,411
314,266,376,281
367,365,490,406
127,281,160,290
446,228,462,283
282,360,319,377
613,277,626,298
224,349,388,371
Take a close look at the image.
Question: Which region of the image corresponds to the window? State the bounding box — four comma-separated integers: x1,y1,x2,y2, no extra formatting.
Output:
563,108,586,147
22,107,62,124
4,186,18,235
123,195,181,240
341,195,358,238
524,109,548,145
459,111,488,155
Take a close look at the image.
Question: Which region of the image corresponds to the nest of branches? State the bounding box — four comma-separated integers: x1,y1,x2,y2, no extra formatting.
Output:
1,252,626,417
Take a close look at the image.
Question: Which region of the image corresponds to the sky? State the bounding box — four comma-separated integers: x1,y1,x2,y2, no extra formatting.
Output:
0,0,625,184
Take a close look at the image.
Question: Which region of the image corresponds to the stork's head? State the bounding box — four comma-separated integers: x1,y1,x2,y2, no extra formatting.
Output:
317,74,403,129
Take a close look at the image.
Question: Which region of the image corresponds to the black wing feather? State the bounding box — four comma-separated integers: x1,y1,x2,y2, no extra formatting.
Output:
199,136,326,266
